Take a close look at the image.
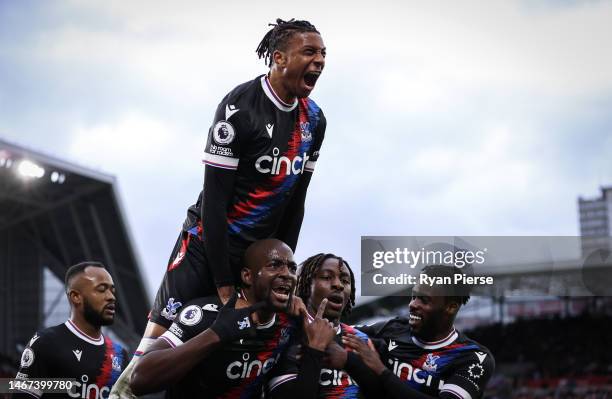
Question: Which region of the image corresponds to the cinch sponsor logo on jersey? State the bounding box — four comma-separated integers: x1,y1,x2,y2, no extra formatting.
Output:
319,368,357,387
226,352,280,380
255,147,310,176
388,358,445,389
68,374,110,399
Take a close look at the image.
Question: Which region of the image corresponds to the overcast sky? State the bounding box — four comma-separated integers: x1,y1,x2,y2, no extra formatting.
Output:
2,0,611,301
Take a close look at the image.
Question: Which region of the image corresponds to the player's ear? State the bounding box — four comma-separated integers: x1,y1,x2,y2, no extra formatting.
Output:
241,267,253,287
445,300,459,316
68,289,82,306
272,49,286,68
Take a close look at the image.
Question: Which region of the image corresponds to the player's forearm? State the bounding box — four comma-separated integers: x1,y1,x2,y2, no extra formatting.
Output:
377,369,437,399
276,176,310,251
343,352,386,399
130,329,222,395
269,347,325,399
201,166,235,286
277,205,304,251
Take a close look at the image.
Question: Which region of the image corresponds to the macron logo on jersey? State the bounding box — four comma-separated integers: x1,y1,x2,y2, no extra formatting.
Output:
73,349,82,361
266,123,274,138
388,340,399,352
226,104,239,120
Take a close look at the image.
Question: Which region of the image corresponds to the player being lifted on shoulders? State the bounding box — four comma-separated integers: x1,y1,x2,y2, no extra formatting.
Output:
112,18,327,398
344,265,495,399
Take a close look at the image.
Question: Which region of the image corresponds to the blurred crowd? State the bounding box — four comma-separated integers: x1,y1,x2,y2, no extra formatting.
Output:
468,314,612,398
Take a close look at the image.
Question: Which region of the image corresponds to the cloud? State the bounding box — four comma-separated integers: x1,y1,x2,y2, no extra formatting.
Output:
2,0,612,299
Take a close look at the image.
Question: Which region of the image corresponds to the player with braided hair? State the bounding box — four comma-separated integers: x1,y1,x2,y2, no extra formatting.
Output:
267,254,376,398
256,18,320,66
111,18,327,398
295,253,356,318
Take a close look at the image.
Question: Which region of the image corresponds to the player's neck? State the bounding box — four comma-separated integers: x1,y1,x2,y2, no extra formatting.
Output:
267,73,296,105
417,325,455,344
240,288,274,325
70,314,102,339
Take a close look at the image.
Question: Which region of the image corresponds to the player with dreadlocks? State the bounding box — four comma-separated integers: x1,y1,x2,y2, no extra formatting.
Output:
267,254,377,398
111,18,327,398
342,265,496,399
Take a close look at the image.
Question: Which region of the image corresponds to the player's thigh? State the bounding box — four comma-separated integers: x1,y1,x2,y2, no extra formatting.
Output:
150,232,214,327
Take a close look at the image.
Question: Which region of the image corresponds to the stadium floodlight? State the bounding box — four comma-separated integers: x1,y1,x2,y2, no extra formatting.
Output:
50,171,67,184
17,159,45,179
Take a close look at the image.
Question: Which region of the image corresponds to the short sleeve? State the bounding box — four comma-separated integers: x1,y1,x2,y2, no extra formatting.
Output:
440,351,495,399
14,332,49,398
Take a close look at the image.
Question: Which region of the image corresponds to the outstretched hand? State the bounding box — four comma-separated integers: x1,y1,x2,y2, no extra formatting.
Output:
342,334,386,375
301,298,336,351
210,293,266,343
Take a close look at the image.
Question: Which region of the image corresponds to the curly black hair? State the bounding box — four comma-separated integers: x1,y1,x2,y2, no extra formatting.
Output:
256,18,319,67
296,253,356,316
420,264,471,305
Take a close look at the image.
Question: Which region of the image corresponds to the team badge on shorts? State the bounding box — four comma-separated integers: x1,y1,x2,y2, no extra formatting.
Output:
161,298,183,321
179,305,203,326
213,121,236,145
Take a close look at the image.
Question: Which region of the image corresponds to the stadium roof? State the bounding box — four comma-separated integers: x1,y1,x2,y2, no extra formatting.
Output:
0,138,149,349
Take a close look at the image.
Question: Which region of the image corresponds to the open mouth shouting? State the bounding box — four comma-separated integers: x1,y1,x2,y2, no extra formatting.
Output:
302,70,321,91
270,281,293,308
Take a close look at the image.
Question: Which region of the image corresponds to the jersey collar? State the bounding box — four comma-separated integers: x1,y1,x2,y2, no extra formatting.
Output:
65,320,104,345
260,75,298,112
256,313,277,329
411,327,458,350
238,289,277,329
